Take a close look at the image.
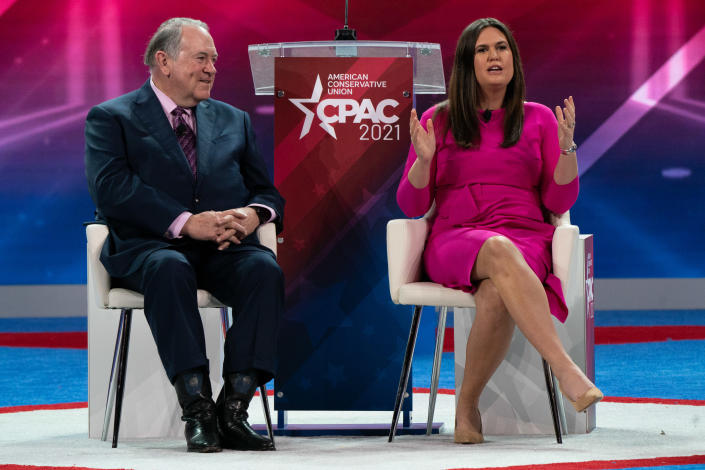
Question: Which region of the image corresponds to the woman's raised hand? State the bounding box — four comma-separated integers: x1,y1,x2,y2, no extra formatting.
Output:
554,96,576,151
410,109,436,164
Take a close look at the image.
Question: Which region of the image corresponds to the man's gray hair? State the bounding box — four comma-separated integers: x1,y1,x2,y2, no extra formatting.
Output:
144,18,209,67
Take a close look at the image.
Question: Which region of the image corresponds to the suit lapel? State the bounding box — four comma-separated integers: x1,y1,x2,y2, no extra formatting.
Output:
132,80,193,177
195,100,216,192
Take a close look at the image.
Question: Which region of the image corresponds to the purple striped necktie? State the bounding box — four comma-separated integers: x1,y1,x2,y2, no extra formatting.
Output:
171,106,197,177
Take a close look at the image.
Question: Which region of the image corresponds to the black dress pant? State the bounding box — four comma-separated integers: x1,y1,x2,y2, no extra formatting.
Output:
116,241,283,385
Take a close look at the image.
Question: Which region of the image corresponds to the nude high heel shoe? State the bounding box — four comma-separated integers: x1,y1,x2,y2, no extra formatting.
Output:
561,386,603,412
454,426,484,444
454,408,484,444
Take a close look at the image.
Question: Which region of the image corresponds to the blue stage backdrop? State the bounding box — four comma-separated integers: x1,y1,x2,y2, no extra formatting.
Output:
1,0,704,285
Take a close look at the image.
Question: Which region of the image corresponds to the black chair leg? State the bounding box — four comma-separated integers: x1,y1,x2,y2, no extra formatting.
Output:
260,384,275,449
102,310,125,442
112,309,133,448
389,305,422,442
542,358,562,444
426,306,448,435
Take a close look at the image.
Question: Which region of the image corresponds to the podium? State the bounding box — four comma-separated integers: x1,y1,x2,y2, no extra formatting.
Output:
248,41,444,95
248,41,445,435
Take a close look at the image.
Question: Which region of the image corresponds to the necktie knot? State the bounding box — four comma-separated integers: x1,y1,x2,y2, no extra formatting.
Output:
172,106,190,118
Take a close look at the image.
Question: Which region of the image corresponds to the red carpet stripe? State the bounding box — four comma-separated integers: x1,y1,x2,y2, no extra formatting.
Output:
444,327,454,352
0,332,87,349
2,395,697,417
442,325,705,351
448,454,705,470
603,396,705,406
0,402,87,414
4,394,699,416
0,465,131,470
3,325,701,350
413,387,458,395
595,325,705,344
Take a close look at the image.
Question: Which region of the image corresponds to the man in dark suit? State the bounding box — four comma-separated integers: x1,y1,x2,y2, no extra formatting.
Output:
85,17,284,452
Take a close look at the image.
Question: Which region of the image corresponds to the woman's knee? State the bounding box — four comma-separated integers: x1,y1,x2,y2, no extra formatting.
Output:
482,236,519,259
481,236,525,274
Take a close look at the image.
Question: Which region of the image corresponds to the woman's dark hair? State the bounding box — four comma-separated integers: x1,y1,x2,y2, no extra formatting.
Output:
436,18,525,148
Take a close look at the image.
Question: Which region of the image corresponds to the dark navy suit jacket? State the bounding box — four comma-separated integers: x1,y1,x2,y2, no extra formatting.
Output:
85,80,284,278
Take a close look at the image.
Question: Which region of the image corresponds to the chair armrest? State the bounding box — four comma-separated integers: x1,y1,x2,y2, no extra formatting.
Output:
256,222,277,257
552,222,579,294
548,210,571,227
86,224,110,309
387,218,429,304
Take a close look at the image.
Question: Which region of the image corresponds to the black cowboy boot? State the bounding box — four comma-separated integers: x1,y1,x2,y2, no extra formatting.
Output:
174,370,221,453
217,371,274,451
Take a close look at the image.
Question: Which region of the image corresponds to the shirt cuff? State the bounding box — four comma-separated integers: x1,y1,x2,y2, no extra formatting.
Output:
247,204,276,224
165,211,193,239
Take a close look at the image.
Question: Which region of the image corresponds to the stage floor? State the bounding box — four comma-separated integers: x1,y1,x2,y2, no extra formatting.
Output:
2,312,705,469
1,393,705,470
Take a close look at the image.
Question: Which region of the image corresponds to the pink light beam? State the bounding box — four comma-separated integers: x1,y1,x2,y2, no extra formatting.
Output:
101,0,123,99
67,0,87,104
0,0,17,17
579,24,705,175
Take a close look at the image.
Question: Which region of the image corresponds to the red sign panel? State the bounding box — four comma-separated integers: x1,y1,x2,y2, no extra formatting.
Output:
272,57,413,411
274,57,413,290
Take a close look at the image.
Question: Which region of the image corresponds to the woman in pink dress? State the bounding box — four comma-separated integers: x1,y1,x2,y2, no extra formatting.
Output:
397,18,602,444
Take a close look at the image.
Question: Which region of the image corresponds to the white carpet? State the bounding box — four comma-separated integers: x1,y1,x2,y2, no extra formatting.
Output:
1,394,703,470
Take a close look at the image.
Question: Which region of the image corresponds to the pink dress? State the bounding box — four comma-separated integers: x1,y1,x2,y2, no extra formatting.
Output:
396,103,578,322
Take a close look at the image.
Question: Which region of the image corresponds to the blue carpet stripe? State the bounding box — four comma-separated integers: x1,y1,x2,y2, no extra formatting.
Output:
595,310,705,326
1,314,705,407
0,346,87,407
0,316,87,332
2,311,703,330
595,339,705,399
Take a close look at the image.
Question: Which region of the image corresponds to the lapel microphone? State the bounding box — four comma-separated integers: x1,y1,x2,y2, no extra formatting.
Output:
482,109,492,123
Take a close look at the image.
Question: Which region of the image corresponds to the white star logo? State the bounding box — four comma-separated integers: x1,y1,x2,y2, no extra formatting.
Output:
289,75,336,139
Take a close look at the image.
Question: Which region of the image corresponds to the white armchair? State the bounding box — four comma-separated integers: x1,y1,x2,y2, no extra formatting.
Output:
386,212,581,442
86,223,277,447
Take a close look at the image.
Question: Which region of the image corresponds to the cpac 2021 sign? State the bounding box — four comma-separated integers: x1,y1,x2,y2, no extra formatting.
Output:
289,74,401,140
277,57,411,144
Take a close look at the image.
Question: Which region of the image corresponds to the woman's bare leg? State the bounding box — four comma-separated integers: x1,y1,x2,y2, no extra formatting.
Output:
455,279,515,440
471,236,594,401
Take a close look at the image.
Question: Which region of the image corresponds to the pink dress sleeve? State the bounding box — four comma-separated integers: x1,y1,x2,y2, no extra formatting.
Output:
538,106,579,214
396,108,438,217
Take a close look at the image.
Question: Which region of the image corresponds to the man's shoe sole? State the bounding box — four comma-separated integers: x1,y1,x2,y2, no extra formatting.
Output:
220,437,275,451
187,445,222,453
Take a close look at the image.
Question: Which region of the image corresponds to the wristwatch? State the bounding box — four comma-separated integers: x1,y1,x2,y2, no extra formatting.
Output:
251,206,270,225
